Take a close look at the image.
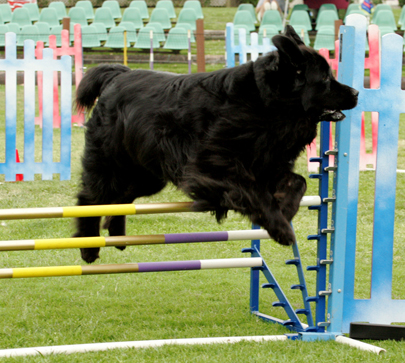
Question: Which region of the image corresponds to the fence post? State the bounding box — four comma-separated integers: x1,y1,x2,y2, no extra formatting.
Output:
196,19,205,73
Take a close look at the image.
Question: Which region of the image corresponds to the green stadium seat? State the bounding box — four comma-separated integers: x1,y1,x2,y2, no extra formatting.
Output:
49,2,68,21
35,22,51,42
313,26,335,50
81,24,101,47
261,10,283,32
289,10,312,32
164,27,189,49
94,8,116,30
316,9,339,30
48,25,63,46
130,1,149,20
0,24,8,46
149,8,171,30
184,1,203,19
237,3,256,23
23,3,40,22
90,22,108,41
233,24,250,46
39,8,60,28
233,10,255,32
344,3,360,23
291,4,309,13
121,8,144,30
145,22,166,42
75,1,95,21
0,4,12,23
316,3,338,22
68,7,88,27
105,26,130,48
174,23,195,42
372,4,393,23
118,21,137,43
344,9,366,24
373,10,397,32
156,0,176,19
291,25,310,46
102,0,122,20
17,24,39,46
258,24,278,45
134,27,160,48
7,23,21,35
11,8,32,29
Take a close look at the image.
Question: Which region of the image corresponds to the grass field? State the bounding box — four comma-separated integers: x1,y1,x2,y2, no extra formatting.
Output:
1,5,405,362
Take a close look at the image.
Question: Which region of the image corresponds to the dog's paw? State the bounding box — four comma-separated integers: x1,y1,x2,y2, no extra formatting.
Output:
80,247,100,263
269,224,296,246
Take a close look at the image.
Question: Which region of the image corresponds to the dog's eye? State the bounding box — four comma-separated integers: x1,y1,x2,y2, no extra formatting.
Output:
297,70,302,75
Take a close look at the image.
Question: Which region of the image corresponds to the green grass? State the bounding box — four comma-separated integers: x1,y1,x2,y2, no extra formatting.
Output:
1,6,405,361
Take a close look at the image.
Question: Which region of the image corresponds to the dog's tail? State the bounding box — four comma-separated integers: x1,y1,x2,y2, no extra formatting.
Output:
76,64,130,112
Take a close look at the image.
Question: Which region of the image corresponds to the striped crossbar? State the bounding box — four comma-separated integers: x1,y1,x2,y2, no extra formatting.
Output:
0,258,263,279
0,196,321,220
0,230,271,251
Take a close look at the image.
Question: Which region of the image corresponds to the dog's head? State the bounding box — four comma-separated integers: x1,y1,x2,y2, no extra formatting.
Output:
253,26,358,121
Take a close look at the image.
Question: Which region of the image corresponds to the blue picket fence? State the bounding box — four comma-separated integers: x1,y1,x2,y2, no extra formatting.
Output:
0,32,72,182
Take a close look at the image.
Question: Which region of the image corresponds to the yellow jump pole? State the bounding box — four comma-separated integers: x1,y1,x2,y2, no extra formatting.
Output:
0,196,321,220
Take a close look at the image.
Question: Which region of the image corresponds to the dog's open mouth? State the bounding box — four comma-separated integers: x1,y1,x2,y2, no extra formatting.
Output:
320,110,346,122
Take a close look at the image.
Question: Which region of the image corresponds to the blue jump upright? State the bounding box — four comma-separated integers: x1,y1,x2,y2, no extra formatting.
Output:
0,32,72,181
226,13,405,349
328,14,405,334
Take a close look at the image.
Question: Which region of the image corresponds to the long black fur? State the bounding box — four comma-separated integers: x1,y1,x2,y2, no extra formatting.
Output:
74,26,358,263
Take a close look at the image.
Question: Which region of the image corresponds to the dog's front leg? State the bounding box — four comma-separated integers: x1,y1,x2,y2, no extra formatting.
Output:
273,172,307,222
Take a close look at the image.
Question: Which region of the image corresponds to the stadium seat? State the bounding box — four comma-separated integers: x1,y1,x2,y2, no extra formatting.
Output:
258,24,278,45
237,3,256,23
164,27,189,50
48,25,64,46
129,1,149,19
68,7,88,27
75,1,95,21
316,3,338,22
289,10,312,32
233,24,250,46
156,0,176,19
102,0,122,20
105,26,130,48
373,10,397,32
7,23,21,35
149,8,172,30
261,10,283,32
372,4,393,23
291,25,310,46
93,8,116,30
35,22,51,42
17,25,39,46
23,3,40,22
118,21,137,43
0,4,12,23
291,4,309,13
134,27,160,48
399,5,405,26
81,24,101,47
38,8,60,28
121,8,144,29
183,1,204,19
343,10,366,24
0,24,8,46
344,3,360,23
315,9,339,31
233,10,255,32
91,22,108,41
174,23,195,42
145,22,166,42
313,26,335,50
49,2,68,21
11,8,32,29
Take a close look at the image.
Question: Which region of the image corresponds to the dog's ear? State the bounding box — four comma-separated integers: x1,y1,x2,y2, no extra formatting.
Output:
284,25,305,46
272,33,305,68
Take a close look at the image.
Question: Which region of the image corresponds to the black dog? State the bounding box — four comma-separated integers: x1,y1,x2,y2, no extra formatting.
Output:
74,26,358,263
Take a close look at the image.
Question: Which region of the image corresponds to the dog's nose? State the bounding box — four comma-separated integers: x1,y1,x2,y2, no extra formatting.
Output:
352,89,359,97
